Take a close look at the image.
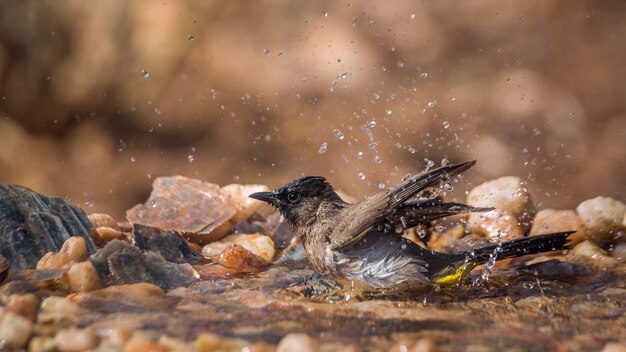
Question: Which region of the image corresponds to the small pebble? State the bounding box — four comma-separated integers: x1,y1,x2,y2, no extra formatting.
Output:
202,233,275,262
54,327,99,352
36,237,88,270
601,342,626,352
0,312,33,349
566,240,618,269
6,294,39,321
28,336,56,352
123,339,168,352
576,196,626,246
88,213,120,230
473,209,524,242
467,176,535,232
38,297,78,324
530,209,586,245
66,261,102,292
276,333,317,352
195,332,248,352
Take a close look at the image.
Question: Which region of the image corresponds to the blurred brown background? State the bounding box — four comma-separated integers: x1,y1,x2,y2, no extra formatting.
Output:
0,0,624,219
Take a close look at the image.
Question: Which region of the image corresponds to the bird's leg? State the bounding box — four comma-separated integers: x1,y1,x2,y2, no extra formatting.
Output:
286,272,343,297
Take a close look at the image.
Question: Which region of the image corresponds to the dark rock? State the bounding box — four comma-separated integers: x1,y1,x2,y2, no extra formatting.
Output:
132,224,204,264
0,255,8,284
90,240,197,290
0,185,96,270
256,212,294,250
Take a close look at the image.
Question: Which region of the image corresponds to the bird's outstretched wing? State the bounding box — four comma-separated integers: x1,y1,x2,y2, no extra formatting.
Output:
329,160,476,250
388,201,493,229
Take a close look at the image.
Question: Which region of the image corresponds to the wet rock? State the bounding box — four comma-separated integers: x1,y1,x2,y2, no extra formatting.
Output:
90,240,196,289
133,224,204,264
88,213,120,231
390,338,438,352
611,243,626,261
126,176,236,244
66,261,102,292
0,255,8,284
467,176,535,232
429,225,464,252
576,196,626,246
54,327,100,352
472,210,525,242
565,240,618,270
202,233,275,262
530,209,585,245
0,311,33,349
36,237,88,269
86,283,164,300
195,244,268,279
276,333,317,352
5,294,39,321
221,183,271,223
0,184,97,270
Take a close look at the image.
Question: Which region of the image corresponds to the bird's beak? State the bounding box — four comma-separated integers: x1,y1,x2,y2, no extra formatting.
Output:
249,191,278,205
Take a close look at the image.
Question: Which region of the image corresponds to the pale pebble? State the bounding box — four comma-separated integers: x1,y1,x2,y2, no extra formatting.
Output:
0,312,33,349
88,213,120,230
576,196,626,246
471,210,524,242
222,184,271,223
276,333,317,352
67,261,102,292
530,209,585,245
36,237,87,270
467,176,535,232
203,233,275,262
54,327,99,352
566,240,618,269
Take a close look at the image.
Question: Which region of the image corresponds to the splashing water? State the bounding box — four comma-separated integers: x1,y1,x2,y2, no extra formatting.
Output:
318,142,328,154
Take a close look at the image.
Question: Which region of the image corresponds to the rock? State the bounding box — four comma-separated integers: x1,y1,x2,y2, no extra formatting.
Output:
276,333,317,352
123,339,168,352
195,244,268,279
602,342,626,352
429,225,465,252
390,338,438,352
0,184,97,270
611,243,626,261
90,240,196,289
28,336,56,352
0,255,8,284
93,226,133,246
255,212,294,250
87,283,164,300
471,210,525,242
530,209,585,245
195,333,249,352
565,240,618,270
5,294,39,321
37,236,88,269
38,296,78,324
126,176,236,244
0,312,33,349
221,184,271,223
202,233,275,262
54,327,100,352
133,224,204,264
67,261,102,292
467,176,535,232
576,196,626,246
88,213,120,230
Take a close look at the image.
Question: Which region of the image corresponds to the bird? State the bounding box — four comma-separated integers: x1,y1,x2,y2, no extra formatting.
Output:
249,160,573,289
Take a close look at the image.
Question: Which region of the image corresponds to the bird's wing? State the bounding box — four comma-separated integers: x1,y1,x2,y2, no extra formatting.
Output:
389,202,493,229
329,160,476,250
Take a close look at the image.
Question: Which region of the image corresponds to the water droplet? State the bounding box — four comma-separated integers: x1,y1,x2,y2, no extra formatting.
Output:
187,34,194,41
368,142,378,149
410,13,416,20
368,120,377,128
141,70,150,78
150,200,157,208
419,72,428,79
357,172,366,180
425,159,435,169
318,142,328,154
435,224,445,232
444,183,454,192
378,183,386,189
84,201,94,208
187,155,195,163
130,156,136,163
322,9,328,17
442,121,450,129
263,48,270,55
374,155,382,164
408,147,416,154
440,158,450,166
385,109,392,116
427,100,437,109
357,151,363,159
332,129,345,140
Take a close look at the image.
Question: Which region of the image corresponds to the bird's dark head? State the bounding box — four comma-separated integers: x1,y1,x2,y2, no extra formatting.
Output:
249,176,344,227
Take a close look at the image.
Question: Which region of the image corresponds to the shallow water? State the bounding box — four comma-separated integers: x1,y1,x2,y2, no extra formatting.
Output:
72,260,625,351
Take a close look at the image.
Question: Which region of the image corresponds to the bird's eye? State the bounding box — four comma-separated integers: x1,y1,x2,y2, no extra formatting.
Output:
287,192,300,202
